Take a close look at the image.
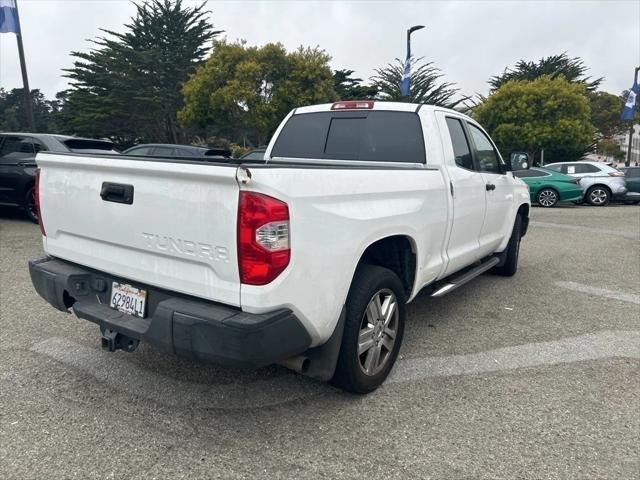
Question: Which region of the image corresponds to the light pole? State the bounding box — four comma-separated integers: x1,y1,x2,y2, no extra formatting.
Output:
403,25,425,99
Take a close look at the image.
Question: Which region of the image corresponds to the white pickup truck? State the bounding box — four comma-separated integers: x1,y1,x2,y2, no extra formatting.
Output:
30,101,531,393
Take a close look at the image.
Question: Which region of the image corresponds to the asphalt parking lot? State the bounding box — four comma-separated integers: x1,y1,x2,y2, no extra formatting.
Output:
1,205,638,479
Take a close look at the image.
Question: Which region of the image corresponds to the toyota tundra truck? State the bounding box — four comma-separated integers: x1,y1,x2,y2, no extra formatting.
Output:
29,101,531,393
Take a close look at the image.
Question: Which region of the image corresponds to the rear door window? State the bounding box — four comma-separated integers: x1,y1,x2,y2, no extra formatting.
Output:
271,111,425,163
127,146,152,156
514,169,548,178
0,135,35,162
151,147,176,156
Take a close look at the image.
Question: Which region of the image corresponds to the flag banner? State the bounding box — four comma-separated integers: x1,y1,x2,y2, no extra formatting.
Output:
400,55,410,97
621,74,638,121
0,0,20,34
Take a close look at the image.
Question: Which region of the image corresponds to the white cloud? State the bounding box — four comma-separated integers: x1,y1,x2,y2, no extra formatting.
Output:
1,0,638,99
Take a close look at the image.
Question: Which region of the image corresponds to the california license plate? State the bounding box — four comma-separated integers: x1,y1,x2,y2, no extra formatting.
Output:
109,282,147,318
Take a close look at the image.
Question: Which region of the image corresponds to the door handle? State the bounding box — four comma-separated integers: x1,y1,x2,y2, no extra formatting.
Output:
100,182,134,204
486,183,496,191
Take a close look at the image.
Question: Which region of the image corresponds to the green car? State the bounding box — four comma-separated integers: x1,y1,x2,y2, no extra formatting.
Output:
514,167,583,207
620,167,640,204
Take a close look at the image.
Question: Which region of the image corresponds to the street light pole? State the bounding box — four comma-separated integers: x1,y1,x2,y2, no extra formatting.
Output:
404,25,425,99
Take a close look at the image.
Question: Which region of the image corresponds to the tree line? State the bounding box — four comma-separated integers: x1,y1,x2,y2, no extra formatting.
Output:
0,0,635,161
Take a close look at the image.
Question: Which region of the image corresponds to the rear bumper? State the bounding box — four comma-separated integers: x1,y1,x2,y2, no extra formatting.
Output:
29,256,311,367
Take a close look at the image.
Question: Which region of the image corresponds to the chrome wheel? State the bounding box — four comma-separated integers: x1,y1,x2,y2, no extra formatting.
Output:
358,289,398,376
537,189,558,207
588,187,609,206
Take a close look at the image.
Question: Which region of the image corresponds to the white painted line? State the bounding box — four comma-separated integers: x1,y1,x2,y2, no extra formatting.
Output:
530,221,639,240
32,330,640,405
555,281,640,305
388,330,640,383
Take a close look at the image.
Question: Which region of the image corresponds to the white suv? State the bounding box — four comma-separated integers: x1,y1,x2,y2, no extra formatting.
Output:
545,161,627,206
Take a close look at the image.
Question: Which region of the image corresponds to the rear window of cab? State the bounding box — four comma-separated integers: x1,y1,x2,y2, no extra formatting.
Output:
271,111,426,163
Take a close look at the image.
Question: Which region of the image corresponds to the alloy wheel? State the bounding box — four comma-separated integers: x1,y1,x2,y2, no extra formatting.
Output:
589,188,608,205
538,189,558,207
357,289,399,376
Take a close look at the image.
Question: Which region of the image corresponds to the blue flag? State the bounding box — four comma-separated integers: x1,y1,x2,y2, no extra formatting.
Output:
621,73,638,121
400,55,410,97
0,0,20,34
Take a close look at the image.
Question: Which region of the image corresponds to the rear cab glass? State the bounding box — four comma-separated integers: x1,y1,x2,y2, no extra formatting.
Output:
271,111,426,163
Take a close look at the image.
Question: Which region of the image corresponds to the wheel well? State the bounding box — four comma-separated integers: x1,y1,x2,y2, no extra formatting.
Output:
358,236,416,296
587,184,611,194
517,203,530,236
537,186,559,195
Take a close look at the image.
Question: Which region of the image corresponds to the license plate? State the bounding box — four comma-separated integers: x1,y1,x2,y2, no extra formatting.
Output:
109,282,147,318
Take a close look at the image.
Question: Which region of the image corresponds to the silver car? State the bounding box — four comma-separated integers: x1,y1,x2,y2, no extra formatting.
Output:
544,161,627,206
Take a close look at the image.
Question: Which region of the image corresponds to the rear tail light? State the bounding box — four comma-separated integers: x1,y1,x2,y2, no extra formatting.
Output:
237,191,290,285
608,172,625,177
34,168,46,236
331,101,374,110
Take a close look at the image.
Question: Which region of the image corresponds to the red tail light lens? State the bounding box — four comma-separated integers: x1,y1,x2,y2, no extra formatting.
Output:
608,172,625,177
34,168,46,236
237,192,290,285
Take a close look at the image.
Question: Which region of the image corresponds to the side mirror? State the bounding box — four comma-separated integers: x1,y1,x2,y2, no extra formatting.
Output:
509,152,530,171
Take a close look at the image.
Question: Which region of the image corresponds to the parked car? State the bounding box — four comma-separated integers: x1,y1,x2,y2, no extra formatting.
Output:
122,143,231,159
29,101,531,393
544,161,627,206
0,133,118,222
513,167,583,207
619,166,640,204
239,148,266,161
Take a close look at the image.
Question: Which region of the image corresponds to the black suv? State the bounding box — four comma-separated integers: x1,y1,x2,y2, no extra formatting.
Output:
0,133,117,222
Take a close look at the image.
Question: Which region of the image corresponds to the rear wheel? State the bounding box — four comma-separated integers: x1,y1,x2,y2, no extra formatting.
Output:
331,264,406,394
536,188,559,208
586,185,610,206
24,186,38,223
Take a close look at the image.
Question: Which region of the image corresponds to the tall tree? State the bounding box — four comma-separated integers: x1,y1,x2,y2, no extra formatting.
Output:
333,69,378,100
489,52,602,92
61,0,220,145
0,87,61,133
588,91,627,138
179,40,336,146
475,76,595,163
370,57,465,108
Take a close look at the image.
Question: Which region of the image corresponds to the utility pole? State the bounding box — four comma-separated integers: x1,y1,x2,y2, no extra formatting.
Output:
13,0,36,132
625,66,639,167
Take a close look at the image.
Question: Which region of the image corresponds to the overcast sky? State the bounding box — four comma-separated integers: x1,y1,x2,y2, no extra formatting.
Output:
1,0,639,100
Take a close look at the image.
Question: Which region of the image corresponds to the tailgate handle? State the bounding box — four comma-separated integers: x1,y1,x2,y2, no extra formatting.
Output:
100,182,134,205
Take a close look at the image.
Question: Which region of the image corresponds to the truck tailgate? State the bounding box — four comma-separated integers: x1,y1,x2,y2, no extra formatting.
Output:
37,153,241,306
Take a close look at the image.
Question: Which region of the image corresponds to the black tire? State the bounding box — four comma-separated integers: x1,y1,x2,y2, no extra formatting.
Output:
586,185,610,206
492,214,522,277
536,188,559,208
331,264,406,394
24,186,38,223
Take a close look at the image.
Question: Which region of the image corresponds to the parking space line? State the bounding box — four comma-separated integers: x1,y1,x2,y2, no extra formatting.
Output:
31,331,640,404
388,330,640,383
530,221,639,240
555,281,640,305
